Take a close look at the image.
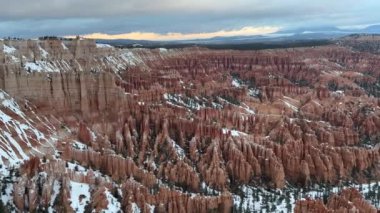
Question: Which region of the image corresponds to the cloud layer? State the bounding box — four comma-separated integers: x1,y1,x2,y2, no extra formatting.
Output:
75,26,279,41
0,0,379,38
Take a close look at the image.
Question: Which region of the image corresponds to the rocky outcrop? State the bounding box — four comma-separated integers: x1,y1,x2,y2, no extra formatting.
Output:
120,179,233,213
295,188,377,212
0,70,128,117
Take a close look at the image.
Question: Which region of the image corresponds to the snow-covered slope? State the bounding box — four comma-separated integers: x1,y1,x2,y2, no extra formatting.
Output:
1,40,146,74
0,90,55,175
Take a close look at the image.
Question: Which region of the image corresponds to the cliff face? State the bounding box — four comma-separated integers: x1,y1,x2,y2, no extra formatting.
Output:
0,70,127,116
0,38,379,212
0,38,136,117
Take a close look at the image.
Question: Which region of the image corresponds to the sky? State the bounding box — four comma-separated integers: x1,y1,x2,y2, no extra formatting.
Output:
0,0,379,40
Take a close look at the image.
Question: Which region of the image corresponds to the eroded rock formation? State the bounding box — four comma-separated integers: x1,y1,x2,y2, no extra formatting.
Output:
295,188,377,212
0,37,379,212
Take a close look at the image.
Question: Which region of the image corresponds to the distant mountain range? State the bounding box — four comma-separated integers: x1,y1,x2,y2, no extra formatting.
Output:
97,24,380,49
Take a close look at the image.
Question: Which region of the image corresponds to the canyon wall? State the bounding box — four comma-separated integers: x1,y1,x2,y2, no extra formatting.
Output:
0,38,379,212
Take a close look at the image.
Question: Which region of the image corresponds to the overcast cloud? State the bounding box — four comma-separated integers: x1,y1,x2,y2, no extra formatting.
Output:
0,0,379,39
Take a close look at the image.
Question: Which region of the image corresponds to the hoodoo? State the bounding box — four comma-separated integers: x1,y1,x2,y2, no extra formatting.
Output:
0,36,379,212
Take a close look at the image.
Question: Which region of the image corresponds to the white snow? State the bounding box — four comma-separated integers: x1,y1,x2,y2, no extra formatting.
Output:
61,42,68,50
106,55,129,71
131,202,141,213
222,128,247,137
67,162,88,175
9,55,20,63
147,204,155,213
201,181,221,195
24,61,60,72
96,43,113,48
159,48,168,53
333,90,345,96
282,100,298,112
70,181,91,213
2,45,20,63
39,46,49,58
168,138,186,160
120,51,143,66
0,90,51,168
90,129,97,141
0,182,13,204
25,62,43,72
0,90,55,210
248,88,260,97
3,45,16,54
102,189,122,213
163,93,222,110
72,140,88,150
241,103,255,114
48,180,61,213
0,109,12,122
232,79,242,88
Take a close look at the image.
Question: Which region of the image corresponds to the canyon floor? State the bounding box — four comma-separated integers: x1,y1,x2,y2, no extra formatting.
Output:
0,35,379,212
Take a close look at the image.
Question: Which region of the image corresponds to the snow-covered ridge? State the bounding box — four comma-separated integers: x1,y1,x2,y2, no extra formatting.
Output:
1,39,146,73
24,61,62,72
120,50,144,66
3,45,16,54
96,43,113,48
39,45,49,58
0,90,54,174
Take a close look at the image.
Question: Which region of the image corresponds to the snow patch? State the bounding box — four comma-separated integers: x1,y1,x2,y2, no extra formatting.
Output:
102,189,122,213
120,51,143,66
282,100,298,112
232,79,242,88
159,48,168,53
3,45,16,54
333,90,345,96
96,43,113,48
241,103,255,114
168,138,186,160
72,140,88,150
164,93,222,110
39,46,49,58
70,181,91,213
248,88,260,98
61,42,68,50
67,162,88,175
131,202,141,213
24,61,60,72
148,204,155,213
222,128,247,137
48,180,61,213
